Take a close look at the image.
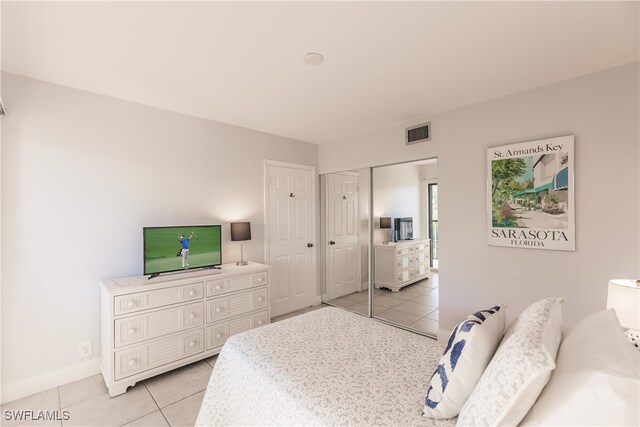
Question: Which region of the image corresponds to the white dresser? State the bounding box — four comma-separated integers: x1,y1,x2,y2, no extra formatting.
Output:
100,262,270,397
374,239,430,292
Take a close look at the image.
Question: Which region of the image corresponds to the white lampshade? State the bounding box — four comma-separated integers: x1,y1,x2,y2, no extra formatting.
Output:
607,279,640,330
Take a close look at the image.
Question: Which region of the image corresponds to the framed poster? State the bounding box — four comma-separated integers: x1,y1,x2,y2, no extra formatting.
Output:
487,135,575,251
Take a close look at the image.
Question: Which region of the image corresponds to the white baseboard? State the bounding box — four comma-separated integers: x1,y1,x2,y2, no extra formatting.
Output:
437,328,450,344
1,358,101,404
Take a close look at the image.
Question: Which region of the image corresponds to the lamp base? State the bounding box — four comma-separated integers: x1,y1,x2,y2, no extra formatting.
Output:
236,261,249,266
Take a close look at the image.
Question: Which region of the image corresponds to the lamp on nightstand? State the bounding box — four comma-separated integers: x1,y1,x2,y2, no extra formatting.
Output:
380,217,392,244
230,222,251,266
607,279,640,348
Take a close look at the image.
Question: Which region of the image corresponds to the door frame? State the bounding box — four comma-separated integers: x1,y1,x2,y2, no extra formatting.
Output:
421,177,438,270
263,159,319,308
427,181,438,270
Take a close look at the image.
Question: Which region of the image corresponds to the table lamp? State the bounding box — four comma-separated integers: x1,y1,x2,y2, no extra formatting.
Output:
607,279,640,348
230,222,251,266
380,217,392,244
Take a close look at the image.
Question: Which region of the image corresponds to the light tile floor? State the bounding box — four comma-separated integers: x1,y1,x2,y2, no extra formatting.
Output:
1,306,326,427
326,272,439,335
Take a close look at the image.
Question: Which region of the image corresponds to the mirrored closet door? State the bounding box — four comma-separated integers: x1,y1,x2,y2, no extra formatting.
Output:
371,159,439,336
320,159,439,337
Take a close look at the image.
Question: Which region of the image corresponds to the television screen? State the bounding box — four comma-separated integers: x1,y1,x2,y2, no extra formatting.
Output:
394,217,414,240
144,225,222,276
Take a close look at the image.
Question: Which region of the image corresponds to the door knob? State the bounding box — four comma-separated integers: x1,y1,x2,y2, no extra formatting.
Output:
329,241,336,245
307,243,313,248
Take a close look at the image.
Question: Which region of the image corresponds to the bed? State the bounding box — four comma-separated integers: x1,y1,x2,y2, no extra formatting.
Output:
196,303,640,426
196,307,454,426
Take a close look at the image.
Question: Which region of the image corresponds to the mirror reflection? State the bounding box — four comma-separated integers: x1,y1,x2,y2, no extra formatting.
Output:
321,168,370,315
372,159,439,335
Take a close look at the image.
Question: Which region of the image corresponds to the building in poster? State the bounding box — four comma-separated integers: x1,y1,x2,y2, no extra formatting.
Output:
487,135,575,251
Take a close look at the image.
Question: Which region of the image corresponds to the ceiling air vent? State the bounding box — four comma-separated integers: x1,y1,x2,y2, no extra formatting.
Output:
406,122,431,145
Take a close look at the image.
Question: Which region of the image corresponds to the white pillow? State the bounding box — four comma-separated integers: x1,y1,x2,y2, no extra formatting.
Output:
457,297,564,427
520,309,640,426
423,304,506,419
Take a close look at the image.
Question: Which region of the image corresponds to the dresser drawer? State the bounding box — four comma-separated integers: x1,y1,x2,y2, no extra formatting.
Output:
206,310,269,350
114,329,204,380
251,272,268,287
206,271,269,297
396,269,412,284
414,264,430,277
396,246,414,256
114,302,204,348
396,255,414,269
414,251,429,264
206,287,269,323
414,241,429,253
114,283,204,315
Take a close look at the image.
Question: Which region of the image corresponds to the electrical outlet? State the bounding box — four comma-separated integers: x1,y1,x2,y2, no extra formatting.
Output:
78,340,93,358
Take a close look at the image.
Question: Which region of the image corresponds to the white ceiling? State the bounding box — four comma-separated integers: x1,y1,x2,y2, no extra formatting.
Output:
2,1,638,144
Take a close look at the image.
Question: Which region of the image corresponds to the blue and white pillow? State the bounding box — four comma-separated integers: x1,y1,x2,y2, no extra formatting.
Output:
422,304,506,419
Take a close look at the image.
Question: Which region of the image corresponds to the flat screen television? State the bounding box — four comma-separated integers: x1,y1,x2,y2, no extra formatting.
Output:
144,225,222,277
394,217,414,241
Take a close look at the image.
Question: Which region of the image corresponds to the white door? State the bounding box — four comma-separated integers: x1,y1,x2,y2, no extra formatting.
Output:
325,173,360,300
266,162,316,317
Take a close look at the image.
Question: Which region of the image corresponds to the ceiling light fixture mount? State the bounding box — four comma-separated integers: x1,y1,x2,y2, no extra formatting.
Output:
303,52,324,66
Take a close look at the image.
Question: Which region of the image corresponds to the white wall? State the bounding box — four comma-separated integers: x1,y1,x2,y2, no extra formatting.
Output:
320,62,640,333
419,163,438,180
372,163,422,243
0,73,318,401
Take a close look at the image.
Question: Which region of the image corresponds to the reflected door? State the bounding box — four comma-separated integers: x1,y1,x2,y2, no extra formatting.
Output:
325,173,360,300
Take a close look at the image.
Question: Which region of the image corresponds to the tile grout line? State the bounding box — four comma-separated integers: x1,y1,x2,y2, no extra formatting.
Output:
158,388,208,426
120,382,169,427
161,388,205,409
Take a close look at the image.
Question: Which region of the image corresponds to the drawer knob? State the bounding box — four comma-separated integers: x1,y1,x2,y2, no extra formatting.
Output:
215,307,221,313
216,333,222,339
257,277,263,283
189,340,197,347
215,285,221,290
127,328,135,335
189,290,196,297
127,300,135,308
257,297,264,302
258,320,264,326
128,359,136,366
189,313,196,320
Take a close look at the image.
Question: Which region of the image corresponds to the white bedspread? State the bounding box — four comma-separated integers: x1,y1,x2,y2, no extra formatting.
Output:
196,307,456,426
